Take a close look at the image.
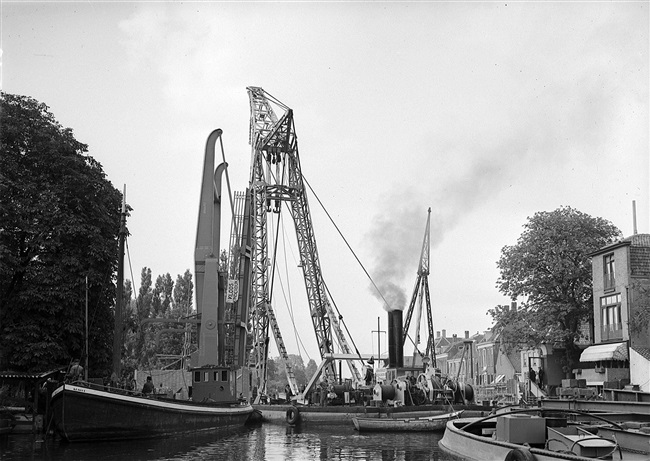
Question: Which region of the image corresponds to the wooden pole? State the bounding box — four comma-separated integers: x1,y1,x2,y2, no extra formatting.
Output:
85,276,89,381
113,185,127,378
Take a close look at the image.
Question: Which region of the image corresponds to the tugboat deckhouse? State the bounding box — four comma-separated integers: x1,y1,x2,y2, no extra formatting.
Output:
580,342,628,362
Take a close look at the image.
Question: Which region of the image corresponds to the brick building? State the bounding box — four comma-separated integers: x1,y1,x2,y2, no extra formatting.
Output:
585,233,650,391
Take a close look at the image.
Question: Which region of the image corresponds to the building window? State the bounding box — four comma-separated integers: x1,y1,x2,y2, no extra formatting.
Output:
600,294,622,340
603,254,615,291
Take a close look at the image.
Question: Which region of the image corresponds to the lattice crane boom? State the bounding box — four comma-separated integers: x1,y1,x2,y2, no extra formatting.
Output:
246,87,361,393
402,208,436,367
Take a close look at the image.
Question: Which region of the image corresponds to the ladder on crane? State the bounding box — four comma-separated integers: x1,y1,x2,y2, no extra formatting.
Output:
266,303,297,391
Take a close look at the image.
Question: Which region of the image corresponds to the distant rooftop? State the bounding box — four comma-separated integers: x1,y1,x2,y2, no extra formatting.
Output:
622,233,650,247
590,233,650,256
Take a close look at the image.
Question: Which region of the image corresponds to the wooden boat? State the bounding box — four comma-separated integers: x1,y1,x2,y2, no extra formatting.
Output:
51,130,254,441
51,383,252,441
352,409,463,432
439,409,650,461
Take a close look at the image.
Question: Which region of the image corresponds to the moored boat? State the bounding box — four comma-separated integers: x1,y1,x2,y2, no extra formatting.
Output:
439,409,649,461
352,409,463,432
597,423,650,455
253,341,486,426
255,401,488,426
51,383,252,441
51,129,254,441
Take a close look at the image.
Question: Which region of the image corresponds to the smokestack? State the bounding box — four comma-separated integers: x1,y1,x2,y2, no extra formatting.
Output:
633,200,638,235
388,310,404,368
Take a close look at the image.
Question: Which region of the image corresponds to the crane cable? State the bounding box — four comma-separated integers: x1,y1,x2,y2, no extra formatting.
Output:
302,174,392,359
302,174,394,312
278,211,312,361
266,173,312,362
302,174,428,359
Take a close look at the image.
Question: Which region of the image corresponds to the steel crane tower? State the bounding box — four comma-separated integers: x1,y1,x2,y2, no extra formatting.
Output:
246,87,361,396
402,208,437,366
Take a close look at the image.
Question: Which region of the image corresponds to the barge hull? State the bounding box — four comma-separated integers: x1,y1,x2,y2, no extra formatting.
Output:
51,384,252,442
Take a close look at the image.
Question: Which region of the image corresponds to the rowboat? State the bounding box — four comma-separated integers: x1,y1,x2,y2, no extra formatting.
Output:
353,410,463,432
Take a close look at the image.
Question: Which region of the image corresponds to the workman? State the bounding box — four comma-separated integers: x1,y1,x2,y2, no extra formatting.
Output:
66,359,84,382
142,376,155,395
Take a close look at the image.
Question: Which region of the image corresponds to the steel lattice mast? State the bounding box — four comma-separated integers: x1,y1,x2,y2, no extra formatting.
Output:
402,208,437,367
247,88,299,397
246,87,361,394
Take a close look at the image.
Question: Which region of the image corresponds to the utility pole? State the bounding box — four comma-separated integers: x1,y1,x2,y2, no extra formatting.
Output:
372,317,386,366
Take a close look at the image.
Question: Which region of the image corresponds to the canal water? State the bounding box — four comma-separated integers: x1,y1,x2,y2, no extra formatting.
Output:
0,423,457,460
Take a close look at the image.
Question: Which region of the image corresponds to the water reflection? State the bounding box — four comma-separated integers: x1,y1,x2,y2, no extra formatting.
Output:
0,423,454,460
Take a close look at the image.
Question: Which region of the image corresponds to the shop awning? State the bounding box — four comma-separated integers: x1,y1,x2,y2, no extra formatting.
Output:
580,342,628,362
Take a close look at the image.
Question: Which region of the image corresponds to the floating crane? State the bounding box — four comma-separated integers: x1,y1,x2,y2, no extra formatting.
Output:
245,87,362,399
402,208,437,367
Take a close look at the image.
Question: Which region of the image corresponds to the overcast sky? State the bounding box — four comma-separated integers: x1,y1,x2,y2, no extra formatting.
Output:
3,2,648,364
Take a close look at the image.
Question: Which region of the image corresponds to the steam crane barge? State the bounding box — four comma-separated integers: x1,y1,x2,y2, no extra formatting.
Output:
242,87,486,426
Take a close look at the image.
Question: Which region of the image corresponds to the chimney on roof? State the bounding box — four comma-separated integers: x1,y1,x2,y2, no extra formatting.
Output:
633,200,638,235
436,331,440,338
442,329,446,338
465,330,469,339
511,301,517,312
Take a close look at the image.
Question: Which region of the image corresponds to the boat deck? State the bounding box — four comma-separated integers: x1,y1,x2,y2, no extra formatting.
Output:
440,417,650,461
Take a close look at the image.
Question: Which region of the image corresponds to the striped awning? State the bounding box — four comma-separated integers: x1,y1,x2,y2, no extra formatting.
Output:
580,342,628,362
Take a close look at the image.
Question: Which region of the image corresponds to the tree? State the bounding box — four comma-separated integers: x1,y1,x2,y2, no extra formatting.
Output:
0,93,122,372
172,270,193,317
265,357,281,394
490,206,621,373
134,267,157,368
152,273,173,318
153,272,179,359
125,268,196,369
305,358,318,382
169,270,195,364
286,354,307,387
